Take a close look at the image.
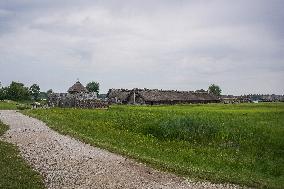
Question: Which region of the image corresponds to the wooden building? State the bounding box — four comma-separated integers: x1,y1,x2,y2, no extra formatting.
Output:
107,88,220,105
47,81,106,108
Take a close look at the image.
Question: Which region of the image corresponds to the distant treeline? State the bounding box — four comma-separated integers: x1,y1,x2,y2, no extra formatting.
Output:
0,81,47,101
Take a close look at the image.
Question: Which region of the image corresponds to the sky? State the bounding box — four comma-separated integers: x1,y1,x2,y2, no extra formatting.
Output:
0,0,283,95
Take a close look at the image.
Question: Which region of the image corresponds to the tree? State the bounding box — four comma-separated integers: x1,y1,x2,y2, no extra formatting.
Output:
6,81,30,101
208,84,222,96
29,84,40,101
0,87,6,100
47,89,53,94
0,82,3,100
86,81,99,94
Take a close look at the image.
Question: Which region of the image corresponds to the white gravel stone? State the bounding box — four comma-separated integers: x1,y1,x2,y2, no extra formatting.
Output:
0,110,248,189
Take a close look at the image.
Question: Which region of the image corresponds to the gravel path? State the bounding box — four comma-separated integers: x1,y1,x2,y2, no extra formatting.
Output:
0,110,244,189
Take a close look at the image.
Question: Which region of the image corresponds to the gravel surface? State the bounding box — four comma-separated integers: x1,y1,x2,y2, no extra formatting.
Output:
0,110,245,189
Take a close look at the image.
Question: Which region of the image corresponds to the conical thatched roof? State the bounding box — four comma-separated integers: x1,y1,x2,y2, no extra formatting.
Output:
68,81,88,94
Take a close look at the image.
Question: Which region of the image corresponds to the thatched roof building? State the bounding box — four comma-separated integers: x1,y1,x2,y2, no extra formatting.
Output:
68,81,88,94
47,81,103,109
107,88,220,105
106,89,131,103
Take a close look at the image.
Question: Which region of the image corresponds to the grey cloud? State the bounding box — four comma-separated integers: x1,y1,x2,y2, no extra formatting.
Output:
0,0,283,94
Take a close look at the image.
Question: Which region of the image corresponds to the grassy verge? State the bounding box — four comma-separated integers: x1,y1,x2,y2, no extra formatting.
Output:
0,121,44,188
0,100,18,110
24,103,284,188
0,100,32,110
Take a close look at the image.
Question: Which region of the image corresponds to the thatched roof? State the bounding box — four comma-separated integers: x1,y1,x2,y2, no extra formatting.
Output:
107,89,131,102
136,90,218,102
68,81,88,93
107,88,219,103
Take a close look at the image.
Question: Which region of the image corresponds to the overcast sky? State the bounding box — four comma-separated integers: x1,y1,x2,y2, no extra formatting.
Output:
0,0,283,94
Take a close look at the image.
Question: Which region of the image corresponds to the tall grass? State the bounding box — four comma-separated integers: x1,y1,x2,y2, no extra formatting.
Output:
25,103,284,188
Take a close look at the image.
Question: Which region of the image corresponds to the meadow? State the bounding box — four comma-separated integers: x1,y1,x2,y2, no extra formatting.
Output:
25,103,284,188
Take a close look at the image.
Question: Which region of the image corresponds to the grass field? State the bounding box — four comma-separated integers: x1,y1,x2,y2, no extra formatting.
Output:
0,100,32,110
25,103,284,188
0,121,44,189
0,100,18,110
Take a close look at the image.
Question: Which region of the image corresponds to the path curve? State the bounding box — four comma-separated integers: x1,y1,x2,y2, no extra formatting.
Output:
0,110,242,189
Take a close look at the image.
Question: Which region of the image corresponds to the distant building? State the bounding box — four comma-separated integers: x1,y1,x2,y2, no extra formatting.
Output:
221,95,252,103
221,94,284,103
107,88,220,105
47,81,107,108
107,89,132,104
67,81,88,94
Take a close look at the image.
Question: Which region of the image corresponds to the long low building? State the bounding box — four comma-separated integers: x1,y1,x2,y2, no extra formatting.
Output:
107,89,220,105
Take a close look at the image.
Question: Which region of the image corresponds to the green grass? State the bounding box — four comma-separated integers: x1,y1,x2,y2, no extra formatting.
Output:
24,103,284,188
0,100,18,110
0,121,44,189
0,100,32,110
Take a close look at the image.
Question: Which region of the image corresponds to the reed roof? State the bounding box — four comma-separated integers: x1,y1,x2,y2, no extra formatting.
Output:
68,81,88,93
